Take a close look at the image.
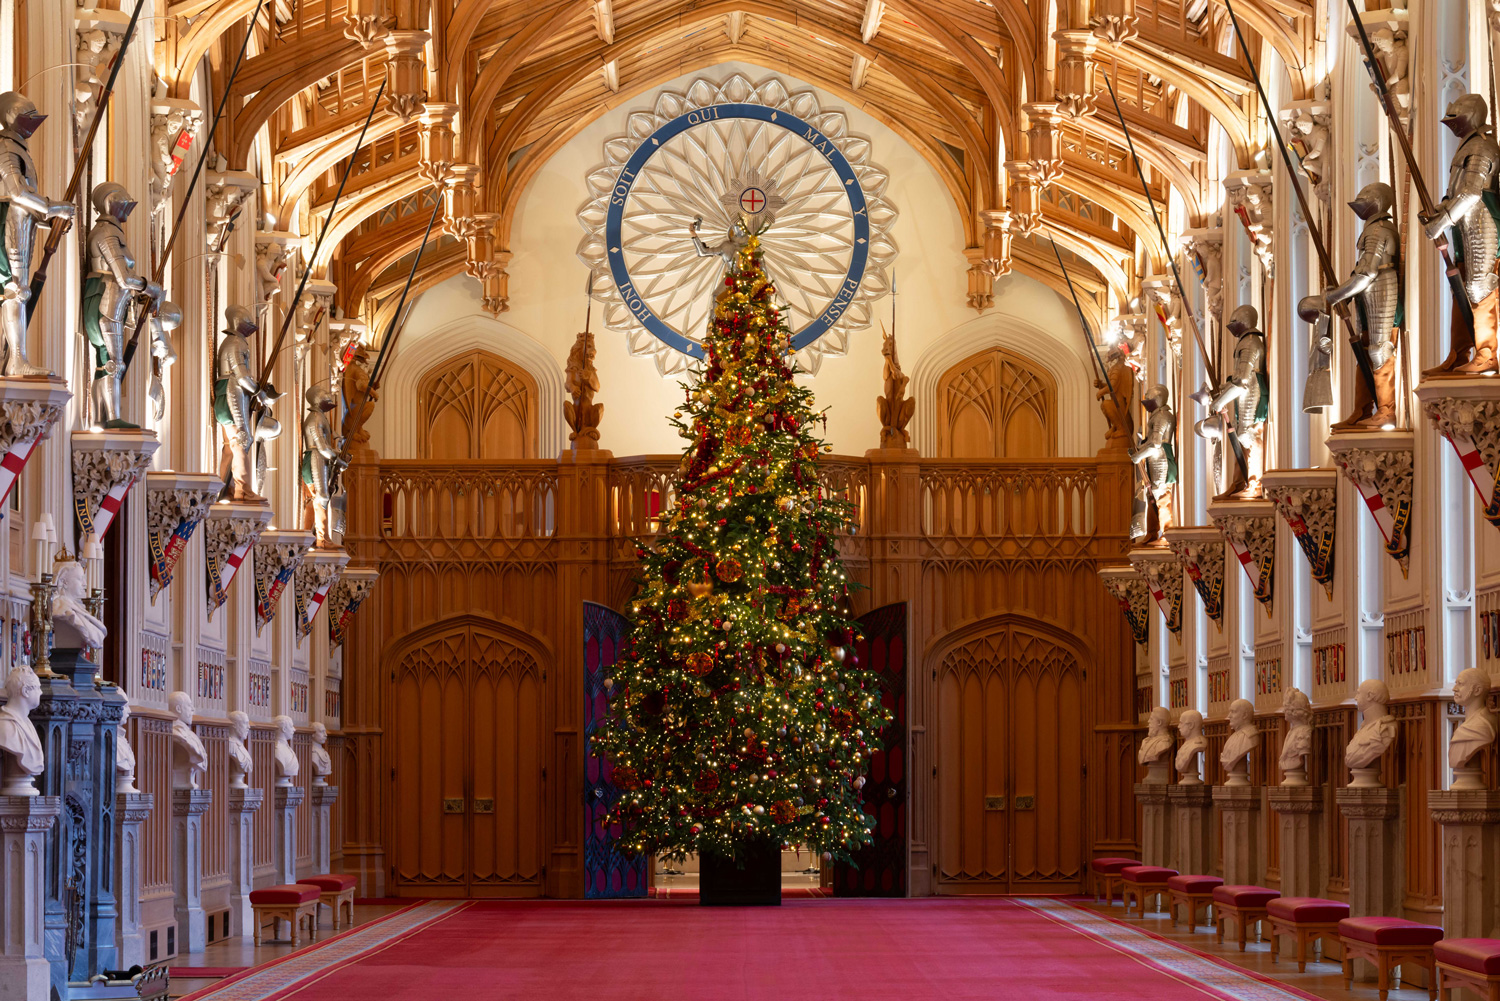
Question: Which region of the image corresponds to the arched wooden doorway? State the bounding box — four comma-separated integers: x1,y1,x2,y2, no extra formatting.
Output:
388,616,545,897
418,349,539,459
934,618,1085,894
935,347,1056,458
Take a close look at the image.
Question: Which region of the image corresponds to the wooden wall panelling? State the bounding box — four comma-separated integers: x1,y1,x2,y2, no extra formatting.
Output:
1258,716,1283,887
134,714,176,953
295,732,313,875
251,728,276,884
1314,708,1355,899
1392,699,1443,920
199,725,230,915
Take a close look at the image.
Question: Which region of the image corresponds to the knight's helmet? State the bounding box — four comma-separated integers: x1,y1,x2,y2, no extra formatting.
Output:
1441,93,1490,139
223,304,258,339
91,182,137,225
0,91,46,139
1348,182,1395,221
305,384,336,413
1226,304,1259,337
1142,384,1169,413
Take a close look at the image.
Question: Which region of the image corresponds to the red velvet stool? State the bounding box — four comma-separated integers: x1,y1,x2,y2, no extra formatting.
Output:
1339,916,1442,1000
249,884,321,946
1435,938,1500,1000
298,873,357,930
1121,865,1178,918
1166,874,1222,931
1212,885,1280,951
1090,857,1141,906
1268,897,1350,971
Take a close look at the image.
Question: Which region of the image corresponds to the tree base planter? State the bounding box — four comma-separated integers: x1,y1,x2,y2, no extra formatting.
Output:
700,842,782,906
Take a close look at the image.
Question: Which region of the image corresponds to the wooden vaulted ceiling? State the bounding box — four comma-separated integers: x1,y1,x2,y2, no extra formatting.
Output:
165,0,1312,320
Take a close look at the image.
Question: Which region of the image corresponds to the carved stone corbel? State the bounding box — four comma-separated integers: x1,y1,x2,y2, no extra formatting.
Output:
1279,100,1331,207
1165,526,1225,627
343,0,386,47
1345,10,1410,130
382,30,431,123
1262,468,1339,598
1007,173,1044,238
1098,564,1151,646
74,8,129,136
1053,31,1100,119
1020,102,1065,187
1140,278,1183,361
146,471,222,601
206,171,259,252
254,232,299,302
1089,0,1138,45
205,500,273,618
1180,228,1224,324
419,104,461,186
1223,172,1275,275
1415,381,1500,533
1208,496,1277,611
253,530,313,633
1326,430,1414,575
0,379,70,508
1129,546,1184,636
297,280,336,365
963,247,993,312
71,430,161,542
149,99,204,218
328,567,380,648
473,250,513,316
978,209,1013,279
294,549,349,642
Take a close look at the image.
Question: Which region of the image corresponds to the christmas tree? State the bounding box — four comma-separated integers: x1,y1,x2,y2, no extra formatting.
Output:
597,233,891,864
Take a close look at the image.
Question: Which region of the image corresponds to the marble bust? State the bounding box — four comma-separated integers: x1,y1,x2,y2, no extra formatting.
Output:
1449,667,1497,790
0,666,44,795
273,714,299,786
310,721,333,786
1219,698,1260,787
1279,687,1314,787
1346,678,1398,786
1138,706,1173,784
169,690,209,790
51,560,106,650
1175,709,1207,785
116,700,140,794
227,710,253,789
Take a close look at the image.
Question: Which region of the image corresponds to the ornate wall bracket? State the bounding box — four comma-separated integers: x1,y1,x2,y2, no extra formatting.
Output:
145,472,221,602
1052,31,1100,119
294,549,349,642
149,98,203,217
0,378,70,509
1164,526,1225,628
253,530,313,633
1208,496,1277,612
71,429,160,542
1345,10,1410,130
1263,468,1339,598
254,231,299,302
1415,380,1500,534
1139,279,1183,362
1098,564,1150,645
1326,429,1414,576
1128,547,1183,636
1180,228,1224,324
343,0,386,47
1278,100,1331,207
1019,102,1065,187
205,500,272,619
382,30,432,122
1223,172,1274,275
328,566,380,649
206,171,259,252
74,8,130,136
419,104,461,186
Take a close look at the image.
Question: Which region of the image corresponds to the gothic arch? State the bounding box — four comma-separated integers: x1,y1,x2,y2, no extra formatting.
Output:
934,346,1057,459
416,349,539,460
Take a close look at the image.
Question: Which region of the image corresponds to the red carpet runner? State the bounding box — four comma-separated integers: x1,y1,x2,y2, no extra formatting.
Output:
188,897,1324,1001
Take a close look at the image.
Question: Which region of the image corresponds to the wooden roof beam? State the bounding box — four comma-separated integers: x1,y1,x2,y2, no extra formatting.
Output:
860,0,885,44
594,0,615,44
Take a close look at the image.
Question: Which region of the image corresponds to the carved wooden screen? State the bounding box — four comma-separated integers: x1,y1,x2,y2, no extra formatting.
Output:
935,620,1084,893
935,348,1056,458
583,602,648,898
418,350,538,459
391,617,544,897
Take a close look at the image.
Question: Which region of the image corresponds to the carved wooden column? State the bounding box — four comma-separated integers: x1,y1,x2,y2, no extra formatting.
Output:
0,797,61,1001
113,792,153,968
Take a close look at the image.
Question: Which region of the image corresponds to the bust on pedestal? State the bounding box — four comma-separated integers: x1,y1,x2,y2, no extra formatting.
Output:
1138,706,1173,782
169,690,208,790
271,715,305,884
1431,667,1500,939
1219,698,1260,787
1214,699,1262,885
167,692,212,953
1175,709,1207,785
1134,707,1174,866
1278,687,1314,787
311,722,333,786
115,702,139,795
1337,680,1402,919
1269,687,1325,898
1169,710,1214,875
228,710,253,790
0,667,43,795
1448,667,1497,790
1,664,62,1001
1346,678,1398,787
273,714,299,787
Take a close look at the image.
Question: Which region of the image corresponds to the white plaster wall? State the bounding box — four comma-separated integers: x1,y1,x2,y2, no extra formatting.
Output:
372,63,1099,459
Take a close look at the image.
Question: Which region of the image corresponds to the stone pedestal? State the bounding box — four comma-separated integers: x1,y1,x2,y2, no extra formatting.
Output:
274,786,306,885
0,797,61,1001
1213,786,1261,886
1268,786,1325,898
1168,784,1214,876
172,788,212,954
113,793,153,969
1430,789,1500,939
227,788,264,938
311,785,338,875
1336,786,1402,916
1134,781,1172,867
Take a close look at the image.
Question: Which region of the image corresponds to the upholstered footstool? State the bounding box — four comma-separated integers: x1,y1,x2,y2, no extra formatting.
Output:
298,873,357,930
1167,874,1223,931
1212,885,1280,950
1435,938,1500,1000
1339,916,1442,1000
249,884,321,946
1121,865,1178,918
1268,896,1350,971
1090,857,1141,906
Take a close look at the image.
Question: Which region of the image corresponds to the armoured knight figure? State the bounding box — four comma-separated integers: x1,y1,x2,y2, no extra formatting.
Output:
1210,305,1266,495
1421,93,1500,376
148,300,181,424
689,215,750,268
1128,384,1177,536
0,91,74,376
1322,182,1401,429
84,182,161,427
301,385,340,546
1299,294,1333,413
215,305,266,500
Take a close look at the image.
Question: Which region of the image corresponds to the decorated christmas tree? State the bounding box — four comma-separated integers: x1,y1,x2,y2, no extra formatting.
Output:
597,233,890,866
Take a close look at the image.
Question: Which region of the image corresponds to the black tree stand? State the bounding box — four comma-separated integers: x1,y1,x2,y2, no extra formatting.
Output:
699,840,782,906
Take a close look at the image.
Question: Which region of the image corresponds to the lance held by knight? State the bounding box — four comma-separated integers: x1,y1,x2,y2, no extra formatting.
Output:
1422,93,1500,377
0,92,73,376
1320,182,1401,430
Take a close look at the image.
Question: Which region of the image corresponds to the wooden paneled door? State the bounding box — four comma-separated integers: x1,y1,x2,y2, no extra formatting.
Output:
390,617,545,897
935,620,1084,894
